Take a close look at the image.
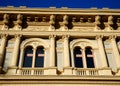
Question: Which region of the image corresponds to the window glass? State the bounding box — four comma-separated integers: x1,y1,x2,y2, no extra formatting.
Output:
35,47,44,67
85,47,95,68
23,46,33,67
74,47,83,68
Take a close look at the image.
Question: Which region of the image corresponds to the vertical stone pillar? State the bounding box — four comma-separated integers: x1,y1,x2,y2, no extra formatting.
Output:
110,35,120,68
0,34,7,73
18,48,24,68
82,49,87,68
32,47,36,68
7,34,21,75
63,35,70,67
96,35,108,68
49,35,55,67
11,34,21,67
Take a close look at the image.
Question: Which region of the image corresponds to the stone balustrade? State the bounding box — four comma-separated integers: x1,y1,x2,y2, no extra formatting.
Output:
74,68,112,76
17,68,44,75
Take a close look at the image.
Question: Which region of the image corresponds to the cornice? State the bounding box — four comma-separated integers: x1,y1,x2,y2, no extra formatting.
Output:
0,30,120,38
0,75,120,84
0,7,120,15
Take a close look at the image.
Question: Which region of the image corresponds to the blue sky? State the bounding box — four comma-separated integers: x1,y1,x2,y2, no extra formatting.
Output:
0,0,120,8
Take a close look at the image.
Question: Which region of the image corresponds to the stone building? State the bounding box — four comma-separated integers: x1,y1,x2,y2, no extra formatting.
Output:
0,6,120,86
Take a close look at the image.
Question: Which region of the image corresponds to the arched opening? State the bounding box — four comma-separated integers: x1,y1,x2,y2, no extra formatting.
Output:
23,46,33,67
74,47,83,68
85,47,95,68
35,46,44,67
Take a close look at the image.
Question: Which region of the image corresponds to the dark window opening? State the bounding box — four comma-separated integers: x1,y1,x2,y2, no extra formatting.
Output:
35,47,44,67
74,47,83,68
85,47,95,68
23,46,33,67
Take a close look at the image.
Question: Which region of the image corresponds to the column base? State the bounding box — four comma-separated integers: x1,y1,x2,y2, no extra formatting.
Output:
44,67,57,75
6,66,18,75
63,67,73,75
116,68,120,76
0,66,2,74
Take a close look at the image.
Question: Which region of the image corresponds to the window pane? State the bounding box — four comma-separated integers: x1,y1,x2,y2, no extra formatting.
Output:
85,48,95,68
23,46,33,67
74,47,83,68
35,47,44,67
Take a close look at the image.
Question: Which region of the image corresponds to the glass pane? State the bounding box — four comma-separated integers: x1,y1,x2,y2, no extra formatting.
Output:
74,47,83,68
85,48,95,68
35,47,44,67
23,46,33,67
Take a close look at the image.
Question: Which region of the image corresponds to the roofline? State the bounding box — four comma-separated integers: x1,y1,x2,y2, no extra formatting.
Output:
0,6,120,15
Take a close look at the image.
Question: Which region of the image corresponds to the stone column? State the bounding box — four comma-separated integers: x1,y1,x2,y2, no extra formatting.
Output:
11,34,21,67
110,35,120,68
49,35,55,67
7,34,21,75
32,47,36,68
0,34,7,73
63,35,70,67
96,35,108,68
82,49,87,68
18,48,24,68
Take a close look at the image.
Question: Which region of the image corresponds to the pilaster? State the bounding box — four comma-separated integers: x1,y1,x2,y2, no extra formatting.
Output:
49,35,56,67
109,35,120,68
7,34,21,75
0,34,8,73
96,35,108,68
63,35,70,67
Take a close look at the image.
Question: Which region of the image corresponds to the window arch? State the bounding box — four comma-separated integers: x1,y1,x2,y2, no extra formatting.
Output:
73,46,95,68
74,47,83,68
22,46,45,68
85,47,95,68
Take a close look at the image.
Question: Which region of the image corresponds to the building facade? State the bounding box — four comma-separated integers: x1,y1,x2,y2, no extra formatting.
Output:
0,6,120,86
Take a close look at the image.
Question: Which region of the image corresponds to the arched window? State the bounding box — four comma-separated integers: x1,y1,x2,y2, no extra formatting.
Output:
23,46,33,67
35,47,44,67
85,47,95,68
22,46,45,68
74,47,83,68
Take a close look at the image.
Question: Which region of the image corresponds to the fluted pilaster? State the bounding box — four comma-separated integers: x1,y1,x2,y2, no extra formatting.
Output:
63,35,70,67
109,35,120,68
0,34,8,73
49,35,56,67
96,35,108,68
11,34,22,67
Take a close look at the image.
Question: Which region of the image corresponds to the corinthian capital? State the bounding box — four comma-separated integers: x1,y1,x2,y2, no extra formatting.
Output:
49,35,56,39
62,35,69,39
109,35,116,40
1,34,8,39
96,35,103,40
14,34,22,39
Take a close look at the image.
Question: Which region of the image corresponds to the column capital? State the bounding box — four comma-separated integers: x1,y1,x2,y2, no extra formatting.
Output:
62,35,70,39
95,35,103,40
49,35,56,39
14,34,22,39
109,35,117,40
1,34,8,39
